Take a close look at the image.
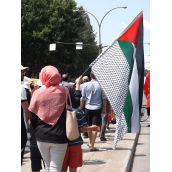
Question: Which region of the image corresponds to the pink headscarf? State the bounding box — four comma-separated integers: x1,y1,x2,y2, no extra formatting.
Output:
29,66,68,126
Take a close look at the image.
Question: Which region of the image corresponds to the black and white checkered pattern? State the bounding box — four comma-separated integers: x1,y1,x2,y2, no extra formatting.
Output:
90,41,129,149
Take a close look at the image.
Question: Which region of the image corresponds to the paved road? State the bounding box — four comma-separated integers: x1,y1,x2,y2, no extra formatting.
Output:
130,95,150,172
24,133,30,155
23,94,149,171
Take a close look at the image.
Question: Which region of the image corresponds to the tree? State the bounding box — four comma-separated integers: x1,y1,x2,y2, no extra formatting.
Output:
144,69,149,76
21,0,98,78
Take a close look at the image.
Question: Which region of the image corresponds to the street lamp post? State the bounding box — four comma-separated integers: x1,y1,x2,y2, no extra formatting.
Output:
73,6,127,54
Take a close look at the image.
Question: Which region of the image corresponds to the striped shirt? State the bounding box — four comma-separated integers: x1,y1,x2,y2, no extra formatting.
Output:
68,107,87,147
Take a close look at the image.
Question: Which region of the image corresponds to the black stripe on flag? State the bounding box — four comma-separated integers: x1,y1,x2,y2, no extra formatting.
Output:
135,17,144,117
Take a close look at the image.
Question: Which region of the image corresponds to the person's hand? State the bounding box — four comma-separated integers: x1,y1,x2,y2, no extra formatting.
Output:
76,76,83,85
102,108,106,114
90,126,98,131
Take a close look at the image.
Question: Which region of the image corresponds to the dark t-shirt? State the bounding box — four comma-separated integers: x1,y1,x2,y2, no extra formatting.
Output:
30,90,82,144
30,108,68,144
26,89,31,105
21,104,27,133
28,120,37,146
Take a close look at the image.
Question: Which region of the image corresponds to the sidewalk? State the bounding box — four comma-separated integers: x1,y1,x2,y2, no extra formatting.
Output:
130,119,150,172
21,123,138,172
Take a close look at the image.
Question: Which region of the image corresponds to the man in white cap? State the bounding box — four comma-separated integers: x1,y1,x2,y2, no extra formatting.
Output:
21,65,30,84
21,65,30,165
80,76,89,92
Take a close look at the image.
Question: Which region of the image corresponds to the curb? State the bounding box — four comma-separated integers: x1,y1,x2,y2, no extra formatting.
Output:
125,133,139,172
125,125,141,172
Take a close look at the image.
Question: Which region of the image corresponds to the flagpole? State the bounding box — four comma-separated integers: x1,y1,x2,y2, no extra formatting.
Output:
73,66,92,87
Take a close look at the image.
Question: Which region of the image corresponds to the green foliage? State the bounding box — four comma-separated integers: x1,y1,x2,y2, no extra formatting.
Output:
21,0,98,77
144,69,149,76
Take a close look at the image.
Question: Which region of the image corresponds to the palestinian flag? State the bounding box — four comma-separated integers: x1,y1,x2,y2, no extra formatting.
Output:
89,11,144,149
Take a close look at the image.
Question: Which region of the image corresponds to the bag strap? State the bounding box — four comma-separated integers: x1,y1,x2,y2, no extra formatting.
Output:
65,87,73,110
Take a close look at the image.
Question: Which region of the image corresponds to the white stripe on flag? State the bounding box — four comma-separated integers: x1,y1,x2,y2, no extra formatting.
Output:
129,58,140,133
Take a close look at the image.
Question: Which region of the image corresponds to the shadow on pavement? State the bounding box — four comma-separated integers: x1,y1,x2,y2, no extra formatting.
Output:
106,139,114,141
105,129,115,133
83,159,106,165
99,147,113,151
23,160,29,163
82,148,106,153
24,150,30,154
134,154,147,157
25,145,30,148
141,126,150,127
115,147,132,151
122,138,135,141
106,135,115,138
139,133,150,135
137,143,144,145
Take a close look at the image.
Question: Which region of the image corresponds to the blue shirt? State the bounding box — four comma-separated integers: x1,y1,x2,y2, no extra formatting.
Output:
59,82,64,86
68,108,87,147
81,79,106,110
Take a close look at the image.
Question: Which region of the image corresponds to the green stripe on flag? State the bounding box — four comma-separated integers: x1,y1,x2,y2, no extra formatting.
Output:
118,40,134,133
118,41,134,84
123,91,133,132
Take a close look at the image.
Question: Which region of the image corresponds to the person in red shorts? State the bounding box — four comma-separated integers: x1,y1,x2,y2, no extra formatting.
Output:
61,107,97,172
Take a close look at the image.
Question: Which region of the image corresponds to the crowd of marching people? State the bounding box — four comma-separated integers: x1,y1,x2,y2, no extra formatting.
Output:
21,65,116,172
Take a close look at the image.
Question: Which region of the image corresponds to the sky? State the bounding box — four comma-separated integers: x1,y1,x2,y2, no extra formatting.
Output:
74,0,150,70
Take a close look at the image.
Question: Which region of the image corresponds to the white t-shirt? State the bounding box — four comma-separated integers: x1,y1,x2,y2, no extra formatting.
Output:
21,85,27,101
21,86,27,130
21,76,30,85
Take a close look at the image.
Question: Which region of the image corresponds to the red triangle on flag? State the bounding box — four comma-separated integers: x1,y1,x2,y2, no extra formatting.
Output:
118,14,143,48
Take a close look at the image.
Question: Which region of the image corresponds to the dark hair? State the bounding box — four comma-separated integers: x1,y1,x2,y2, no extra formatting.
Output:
67,86,75,95
62,74,68,81
30,83,34,90
69,78,75,83
90,71,96,79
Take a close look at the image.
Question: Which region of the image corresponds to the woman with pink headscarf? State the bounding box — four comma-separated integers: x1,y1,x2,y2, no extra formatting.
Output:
29,66,82,172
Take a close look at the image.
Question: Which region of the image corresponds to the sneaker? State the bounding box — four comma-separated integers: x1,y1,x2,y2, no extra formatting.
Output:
100,137,107,141
111,120,116,124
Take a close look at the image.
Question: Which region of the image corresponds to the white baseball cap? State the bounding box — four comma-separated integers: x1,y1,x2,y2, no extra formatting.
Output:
83,76,89,81
37,79,43,87
21,65,29,72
